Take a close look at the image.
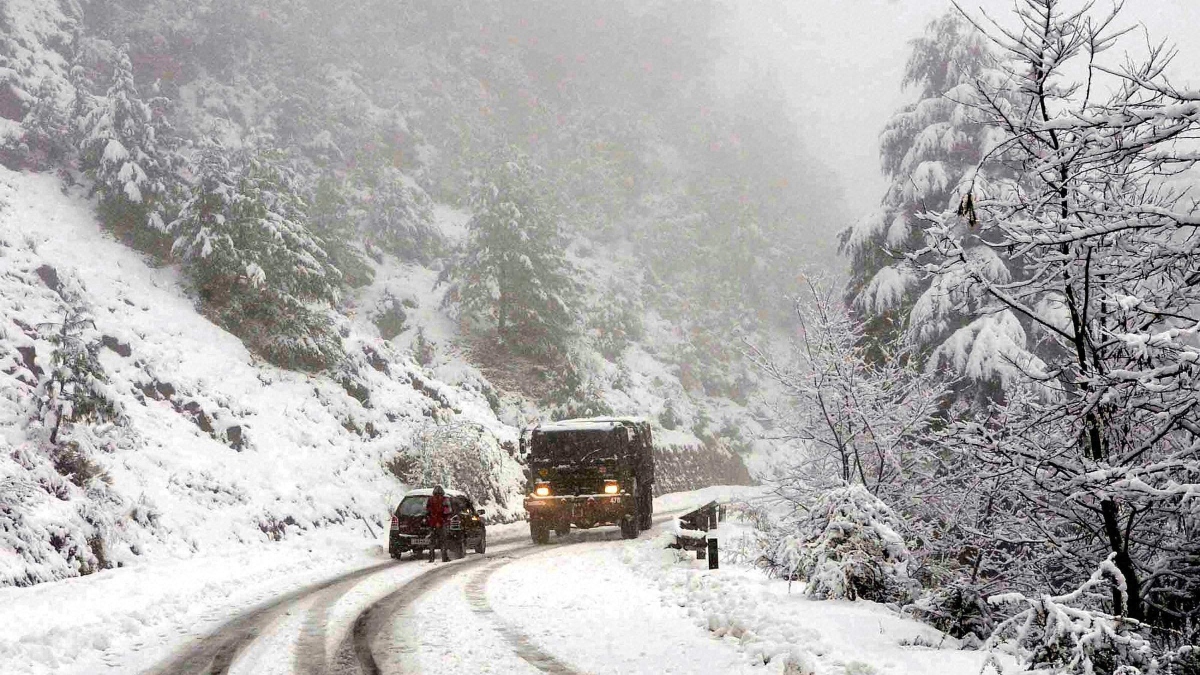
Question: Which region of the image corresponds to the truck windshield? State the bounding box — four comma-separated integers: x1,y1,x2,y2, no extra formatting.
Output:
396,495,428,517
530,428,628,466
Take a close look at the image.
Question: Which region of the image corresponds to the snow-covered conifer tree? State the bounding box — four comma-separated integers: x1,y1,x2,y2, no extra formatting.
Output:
839,13,1036,399
308,174,375,288
40,305,123,449
355,164,441,263
440,148,579,362
14,79,73,171
78,43,179,254
172,141,344,370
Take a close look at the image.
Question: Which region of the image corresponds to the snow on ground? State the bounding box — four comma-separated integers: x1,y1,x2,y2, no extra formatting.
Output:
0,528,383,675
622,516,1016,675
486,540,770,675
0,516,536,675
0,487,1008,675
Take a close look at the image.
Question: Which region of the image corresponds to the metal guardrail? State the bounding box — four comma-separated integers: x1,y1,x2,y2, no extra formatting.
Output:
669,500,728,569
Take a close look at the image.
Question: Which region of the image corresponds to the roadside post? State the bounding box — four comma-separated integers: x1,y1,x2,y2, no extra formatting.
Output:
672,500,723,569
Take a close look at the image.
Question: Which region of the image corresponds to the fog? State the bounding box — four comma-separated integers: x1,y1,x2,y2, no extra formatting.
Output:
723,0,1200,204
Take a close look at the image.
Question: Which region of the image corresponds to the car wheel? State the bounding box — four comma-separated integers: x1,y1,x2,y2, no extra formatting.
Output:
531,521,550,545
411,547,425,561
475,531,487,554
555,523,569,537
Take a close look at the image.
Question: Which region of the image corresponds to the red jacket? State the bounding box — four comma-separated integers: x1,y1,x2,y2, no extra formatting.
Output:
426,494,451,528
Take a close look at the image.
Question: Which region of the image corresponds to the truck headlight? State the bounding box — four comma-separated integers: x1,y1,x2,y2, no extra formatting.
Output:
603,480,619,495
535,482,551,497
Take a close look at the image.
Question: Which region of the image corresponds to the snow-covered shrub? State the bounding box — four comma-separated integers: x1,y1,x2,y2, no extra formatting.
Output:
369,290,413,340
910,583,992,642
541,348,612,419
588,289,645,361
988,558,1159,675
388,422,525,521
411,327,436,367
762,485,914,603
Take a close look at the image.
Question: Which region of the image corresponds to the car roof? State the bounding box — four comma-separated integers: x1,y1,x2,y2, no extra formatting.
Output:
402,488,470,499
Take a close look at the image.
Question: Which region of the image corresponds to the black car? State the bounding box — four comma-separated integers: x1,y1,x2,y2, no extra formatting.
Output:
388,488,487,560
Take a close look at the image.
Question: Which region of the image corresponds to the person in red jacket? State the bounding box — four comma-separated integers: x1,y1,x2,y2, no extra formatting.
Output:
425,485,452,562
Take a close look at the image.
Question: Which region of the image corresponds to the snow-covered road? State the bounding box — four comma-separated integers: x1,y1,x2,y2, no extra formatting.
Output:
4,488,1008,675
142,514,684,675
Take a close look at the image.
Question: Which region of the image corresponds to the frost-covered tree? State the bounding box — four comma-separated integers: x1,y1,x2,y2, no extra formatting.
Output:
172,141,344,370
440,149,579,361
40,305,123,449
918,0,1200,649
746,279,949,506
77,44,179,255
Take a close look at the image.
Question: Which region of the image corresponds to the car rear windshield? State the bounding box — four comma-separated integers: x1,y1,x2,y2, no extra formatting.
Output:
396,495,428,517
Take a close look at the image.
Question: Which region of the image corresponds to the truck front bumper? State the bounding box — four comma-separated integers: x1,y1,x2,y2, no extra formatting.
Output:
524,494,631,527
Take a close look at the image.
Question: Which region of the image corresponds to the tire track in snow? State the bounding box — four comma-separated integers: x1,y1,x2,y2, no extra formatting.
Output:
457,513,679,675
463,557,588,675
348,512,681,675
141,561,395,675
337,549,534,675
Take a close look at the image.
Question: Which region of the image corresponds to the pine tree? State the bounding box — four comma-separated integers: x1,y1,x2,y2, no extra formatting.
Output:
77,43,179,256
355,163,441,264
40,305,123,448
839,13,1030,392
440,149,578,361
15,79,73,172
308,174,374,288
172,141,345,370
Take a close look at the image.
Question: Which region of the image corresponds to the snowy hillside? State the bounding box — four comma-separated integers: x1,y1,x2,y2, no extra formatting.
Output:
0,166,525,586
0,165,758,588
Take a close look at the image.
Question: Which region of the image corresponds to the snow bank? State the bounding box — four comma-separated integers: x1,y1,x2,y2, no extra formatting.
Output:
620,510,1014,675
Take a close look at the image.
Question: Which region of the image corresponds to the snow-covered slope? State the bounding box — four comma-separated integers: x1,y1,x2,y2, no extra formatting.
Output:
0,166,524,586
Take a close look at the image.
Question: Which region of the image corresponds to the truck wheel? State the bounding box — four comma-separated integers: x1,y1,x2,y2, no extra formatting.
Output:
639,490,653,530
455,535,466,559
475,531,487,554
410,548,425,561
620,516,639,539
531,521,551,545
555,523,570,537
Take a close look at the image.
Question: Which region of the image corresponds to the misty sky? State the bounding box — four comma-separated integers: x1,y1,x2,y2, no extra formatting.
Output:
727,0,1200,209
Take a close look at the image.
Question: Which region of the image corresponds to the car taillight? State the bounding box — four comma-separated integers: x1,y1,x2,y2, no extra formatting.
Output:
390,516,399,531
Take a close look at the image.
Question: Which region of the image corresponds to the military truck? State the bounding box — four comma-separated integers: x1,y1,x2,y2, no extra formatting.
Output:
521,417,654,543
